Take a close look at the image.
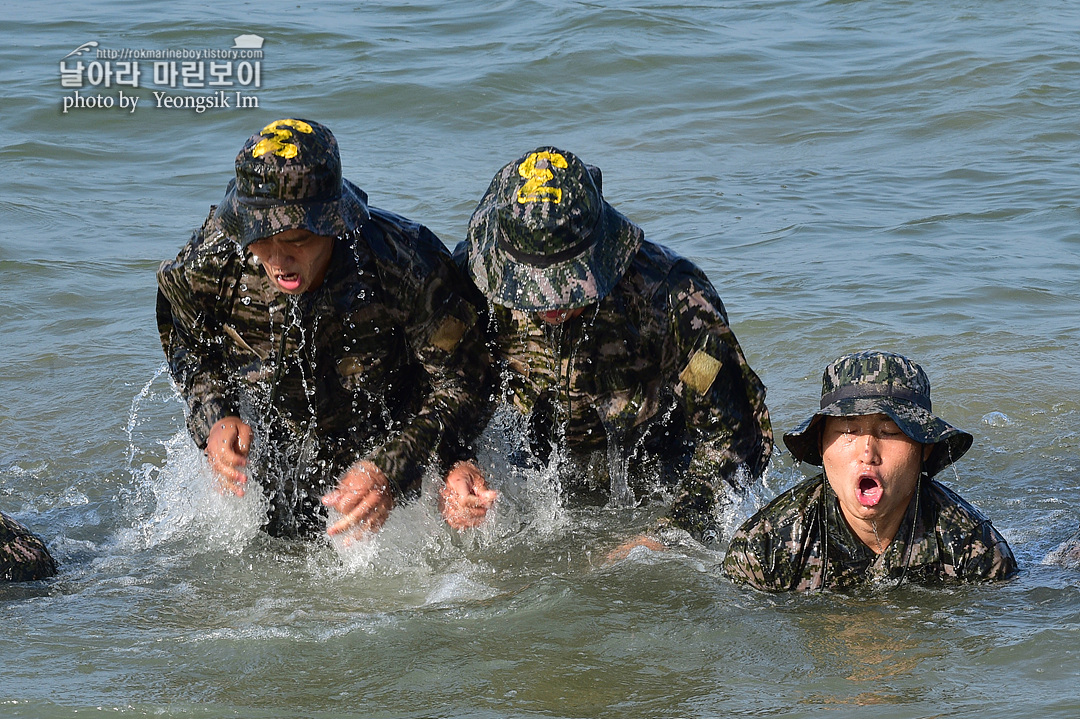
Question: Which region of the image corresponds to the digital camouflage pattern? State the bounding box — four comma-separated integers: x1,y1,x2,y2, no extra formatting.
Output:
784,350,973,478
1,512,56,582
462,147,644,311
158,203,492,538
457,239,774,540
723,474,1018,592
213,118,369,247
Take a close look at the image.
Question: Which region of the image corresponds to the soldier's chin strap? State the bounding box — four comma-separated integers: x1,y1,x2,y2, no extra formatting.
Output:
893,463,925,590
819,472,830,594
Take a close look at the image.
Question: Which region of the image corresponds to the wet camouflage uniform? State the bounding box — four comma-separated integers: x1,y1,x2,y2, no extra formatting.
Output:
723,350,1018,592
459,147,773,539
723,475,1017,592
1,512,56,581
157,119,491,537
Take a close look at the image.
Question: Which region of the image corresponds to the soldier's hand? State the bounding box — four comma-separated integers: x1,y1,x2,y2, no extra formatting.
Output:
205,417,252,497
439,461,498,530
606,534,666,562
322,460,395,537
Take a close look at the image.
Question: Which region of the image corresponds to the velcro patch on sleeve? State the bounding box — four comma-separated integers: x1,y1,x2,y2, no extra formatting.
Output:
430,316,468,353
679,350,722,395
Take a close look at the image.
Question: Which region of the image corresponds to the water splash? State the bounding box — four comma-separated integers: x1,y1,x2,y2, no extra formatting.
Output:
124,363,170,469
716,462,795,544
122,429,268,555
602,419,634,508
597,392,645,509
470,403,569,539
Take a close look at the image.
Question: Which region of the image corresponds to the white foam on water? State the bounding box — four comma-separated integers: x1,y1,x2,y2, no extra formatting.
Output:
424,570,499,605
982,410,1013,427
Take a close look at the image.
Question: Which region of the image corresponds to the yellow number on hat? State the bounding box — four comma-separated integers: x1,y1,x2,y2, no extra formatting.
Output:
251,119,314,159
517,151,568,204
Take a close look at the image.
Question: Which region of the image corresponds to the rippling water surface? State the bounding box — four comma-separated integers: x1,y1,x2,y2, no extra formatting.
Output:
2,1,1079,717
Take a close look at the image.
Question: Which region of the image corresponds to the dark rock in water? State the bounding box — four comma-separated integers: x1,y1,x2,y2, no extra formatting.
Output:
0,512,57,582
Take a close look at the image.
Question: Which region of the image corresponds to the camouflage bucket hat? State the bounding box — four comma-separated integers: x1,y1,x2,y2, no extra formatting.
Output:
214,118,369,247
463,147,645,311
783,351,973,478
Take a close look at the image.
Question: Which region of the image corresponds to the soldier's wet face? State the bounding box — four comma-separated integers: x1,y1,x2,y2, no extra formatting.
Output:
821,414,929,531
249,229,335,295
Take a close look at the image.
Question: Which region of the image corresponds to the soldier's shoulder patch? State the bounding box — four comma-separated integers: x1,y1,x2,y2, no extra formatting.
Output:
679,349,722,395
430,316,467,353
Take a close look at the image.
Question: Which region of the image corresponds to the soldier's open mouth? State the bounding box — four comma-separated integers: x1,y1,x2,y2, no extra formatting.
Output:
537,307,585,325
857,474,882,507
276,272,302,292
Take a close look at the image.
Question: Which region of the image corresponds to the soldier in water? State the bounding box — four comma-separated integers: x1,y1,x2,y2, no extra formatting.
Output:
158,119,492,539
723,350,1017,592
439,147,773,548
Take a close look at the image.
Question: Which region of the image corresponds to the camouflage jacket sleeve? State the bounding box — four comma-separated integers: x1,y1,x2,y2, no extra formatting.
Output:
722,477,823,592
1,512,57,582
661,258,774,538
156,213,242,448
360,210,494,492
722,513,789,592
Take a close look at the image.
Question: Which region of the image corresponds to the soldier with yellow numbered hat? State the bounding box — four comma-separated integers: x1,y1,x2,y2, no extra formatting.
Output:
157,119,493,539
439,147,773,550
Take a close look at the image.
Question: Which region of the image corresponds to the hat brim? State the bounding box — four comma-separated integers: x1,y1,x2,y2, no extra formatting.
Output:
214,178,370,247
464,199,644,311
782,397,973,478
